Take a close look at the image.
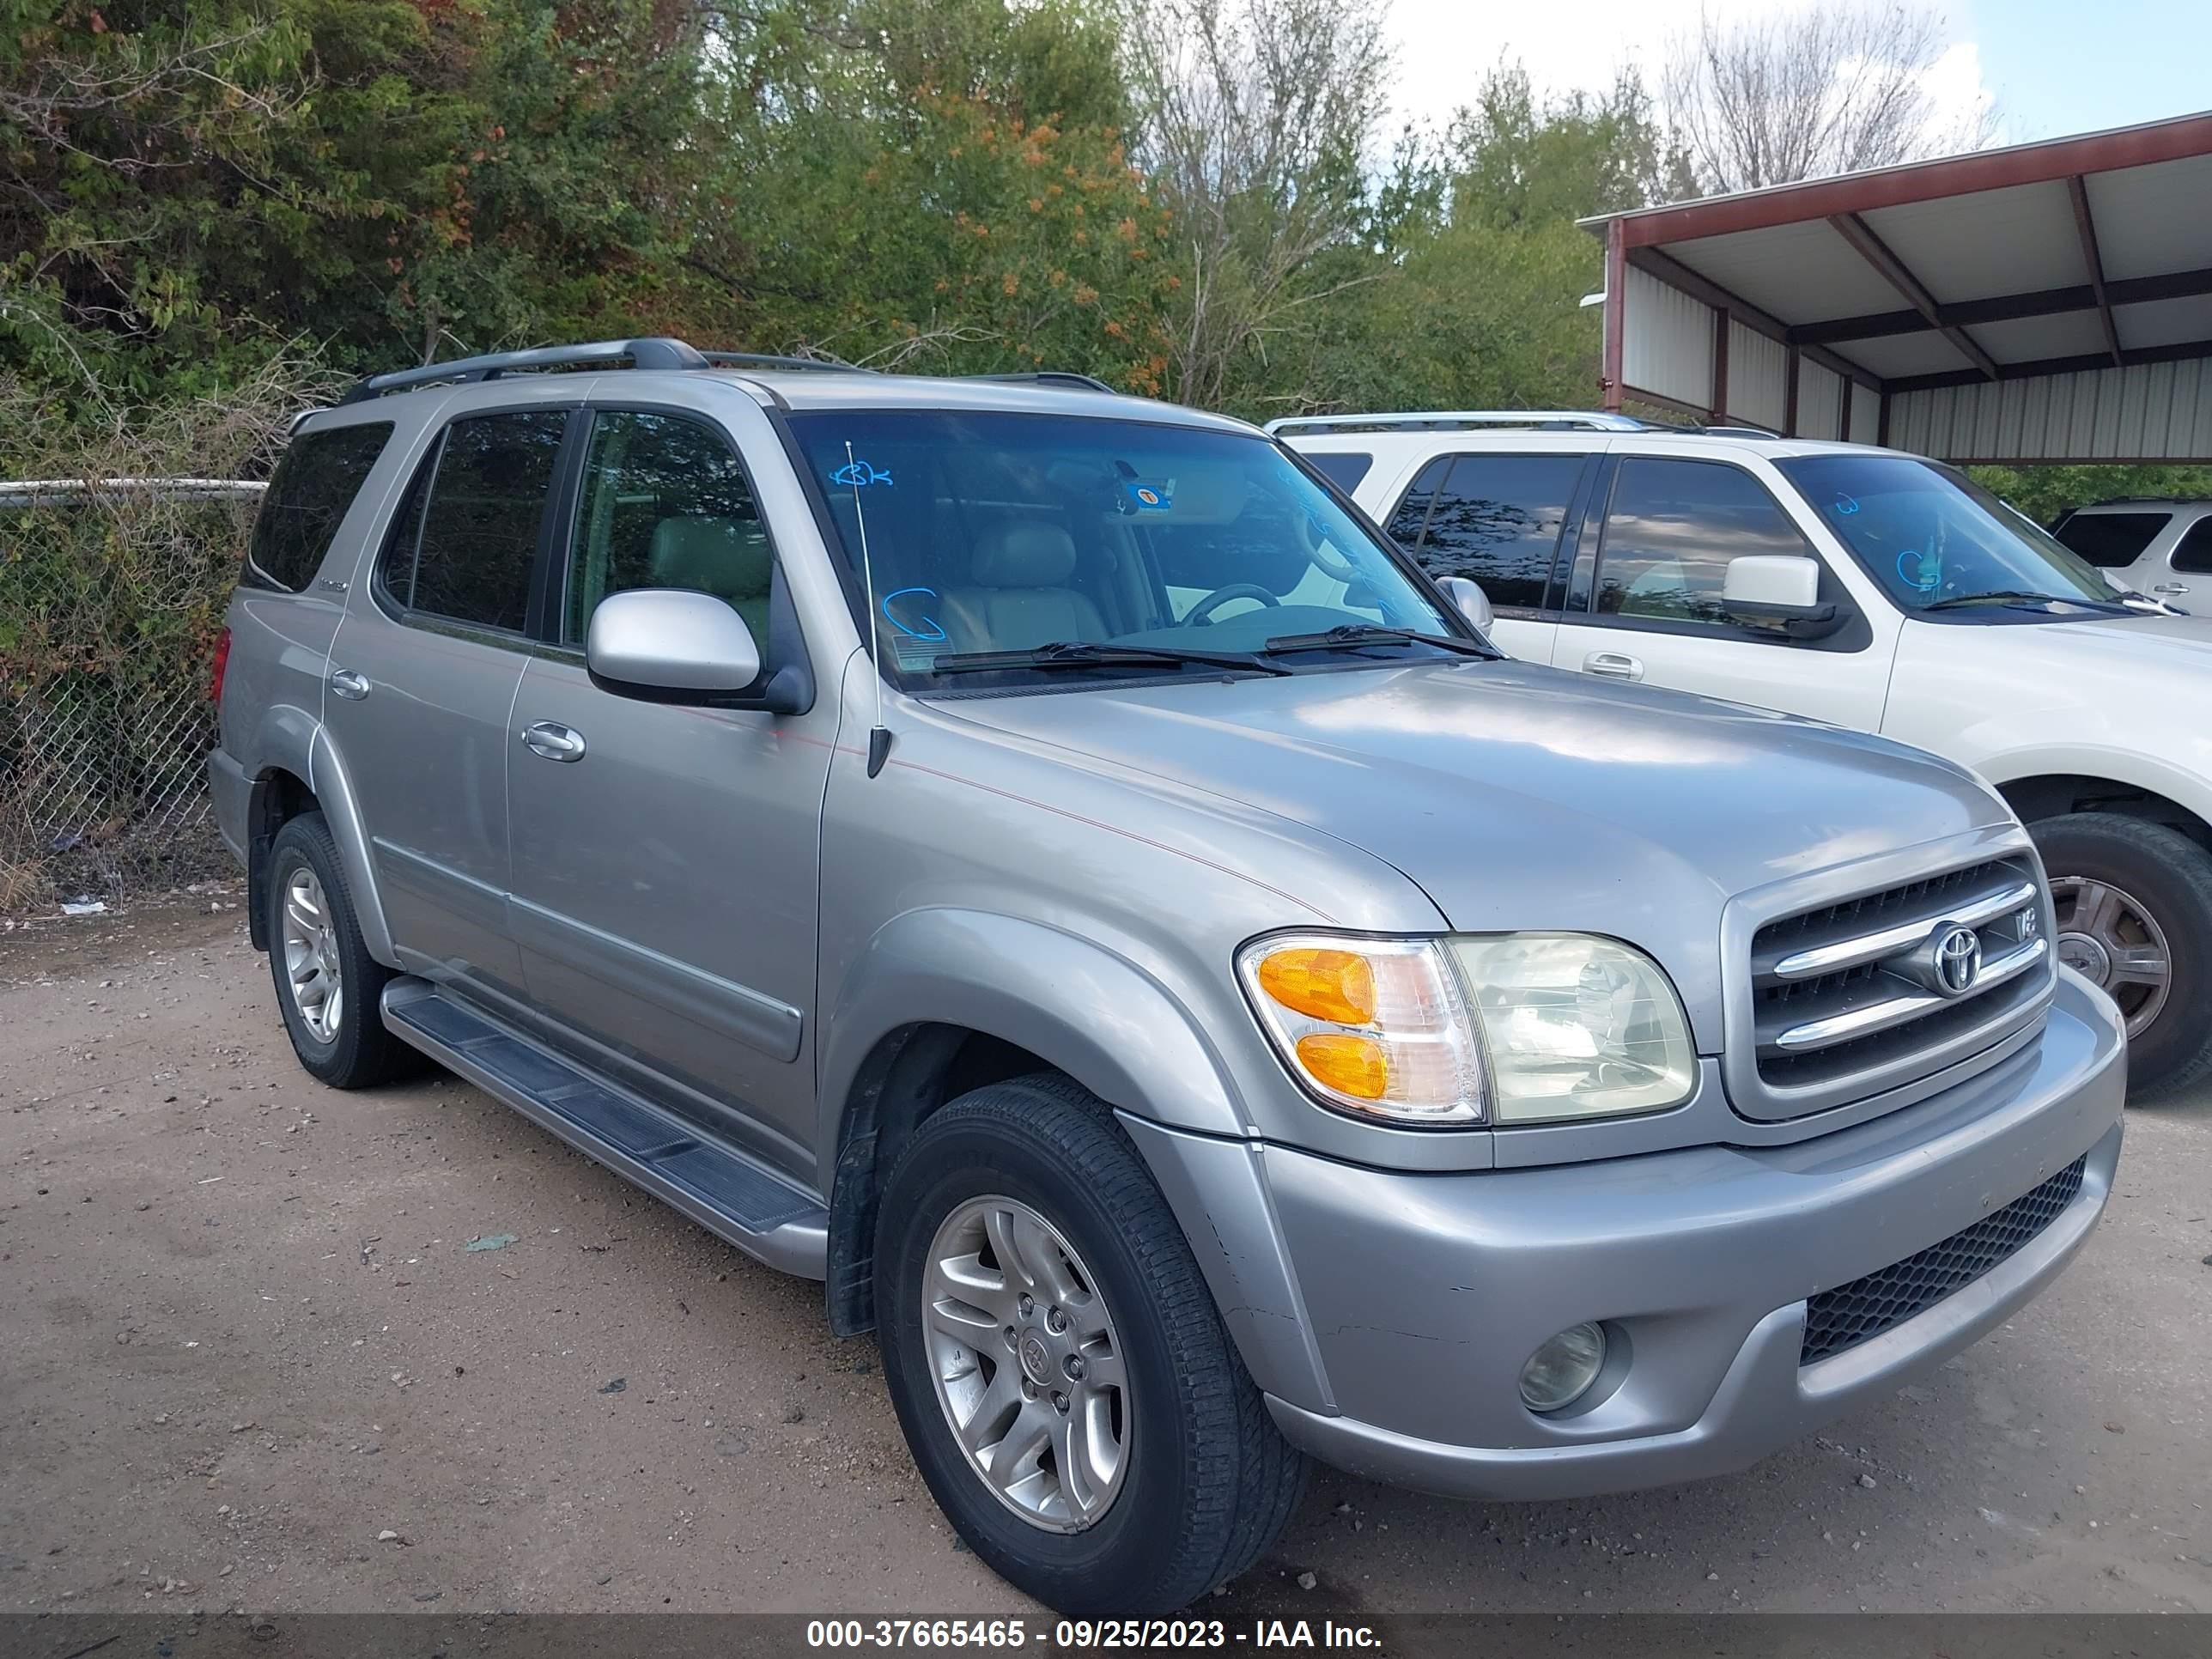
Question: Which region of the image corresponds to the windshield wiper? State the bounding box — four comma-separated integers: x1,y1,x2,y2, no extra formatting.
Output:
1923,589,2129,613
1259,623,1499,659
929,641,1290,677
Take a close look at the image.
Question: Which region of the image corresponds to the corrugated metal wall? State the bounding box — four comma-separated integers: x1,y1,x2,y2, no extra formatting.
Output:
1888,358,2212,460
1621,264,1713,410
1797,361,1844,439
1726,323,1789,430
1850,386,1882,445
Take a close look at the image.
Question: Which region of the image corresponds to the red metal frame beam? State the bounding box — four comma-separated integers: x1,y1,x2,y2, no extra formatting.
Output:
1608,112,2212,249
1789,264,2212,346
1626,246,1879,392
2066,175,2124,368
1601,217,1626,411
1828,213,2001,381
1887,334,2212,394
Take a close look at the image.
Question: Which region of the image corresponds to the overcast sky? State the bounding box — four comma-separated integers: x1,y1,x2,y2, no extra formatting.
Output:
1382,0,2212,167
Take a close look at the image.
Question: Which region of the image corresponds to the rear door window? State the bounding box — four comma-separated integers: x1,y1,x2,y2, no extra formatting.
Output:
2052,511,2169,567
1303,451,1374,494
1400,453,1588,612
246,422,393,591
383,411,568,632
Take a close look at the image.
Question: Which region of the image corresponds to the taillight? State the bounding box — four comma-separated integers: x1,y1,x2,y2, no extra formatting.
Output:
210,627,232,703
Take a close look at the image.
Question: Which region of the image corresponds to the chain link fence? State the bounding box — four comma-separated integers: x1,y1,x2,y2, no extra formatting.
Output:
1,482,262,913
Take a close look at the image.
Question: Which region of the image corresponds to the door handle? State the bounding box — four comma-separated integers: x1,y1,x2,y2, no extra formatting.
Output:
2153,582,2190,594
329,668,370,701
1583,651,1645,682
522,720,586,763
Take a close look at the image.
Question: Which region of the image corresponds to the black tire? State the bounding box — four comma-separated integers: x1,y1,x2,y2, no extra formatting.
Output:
265,811,416,1089
2031,811,2212,1100
875,1073,1306,1615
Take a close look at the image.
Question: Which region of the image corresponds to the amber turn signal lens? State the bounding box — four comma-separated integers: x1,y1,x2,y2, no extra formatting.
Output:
1258,948,1377,1024
1294,1032,1389,1099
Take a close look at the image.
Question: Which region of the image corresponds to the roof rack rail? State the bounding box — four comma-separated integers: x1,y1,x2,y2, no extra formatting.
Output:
965,370,1120,394
698,350,868,374
340,337,711,404
2081,495,2212,507
1693,423,1783,438
1263,410,1651,436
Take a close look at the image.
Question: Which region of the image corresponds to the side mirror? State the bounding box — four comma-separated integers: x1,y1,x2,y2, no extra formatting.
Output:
586,587,781,703
1436,575,1495,634
1721,556,1842,638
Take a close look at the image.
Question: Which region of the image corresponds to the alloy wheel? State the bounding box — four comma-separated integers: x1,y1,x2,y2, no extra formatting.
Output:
281,866,344,1043
2050,873,2171,1039
921,1194,1128,1532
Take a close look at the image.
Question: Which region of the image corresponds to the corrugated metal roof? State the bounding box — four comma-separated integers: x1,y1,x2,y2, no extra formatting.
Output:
1588,110,2212,460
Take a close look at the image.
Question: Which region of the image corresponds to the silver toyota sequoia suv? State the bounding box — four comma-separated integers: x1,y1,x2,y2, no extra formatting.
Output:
211,338,2126,1614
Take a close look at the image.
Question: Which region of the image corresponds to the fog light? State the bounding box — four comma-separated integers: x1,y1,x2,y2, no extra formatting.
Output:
1519,1322,1607,1413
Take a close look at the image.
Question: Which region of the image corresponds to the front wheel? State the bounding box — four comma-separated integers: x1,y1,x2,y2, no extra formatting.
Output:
874,1074,1305,1615
2032,811,2212,1099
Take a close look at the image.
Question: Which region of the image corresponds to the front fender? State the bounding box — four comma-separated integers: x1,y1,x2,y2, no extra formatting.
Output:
1974,738,2212,829
817,908,1252,1166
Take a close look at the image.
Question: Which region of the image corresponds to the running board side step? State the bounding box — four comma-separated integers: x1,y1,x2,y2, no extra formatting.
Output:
380,978,828,1279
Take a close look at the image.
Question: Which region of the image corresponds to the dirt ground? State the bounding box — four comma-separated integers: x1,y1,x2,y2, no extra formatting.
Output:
3,894,2209,1620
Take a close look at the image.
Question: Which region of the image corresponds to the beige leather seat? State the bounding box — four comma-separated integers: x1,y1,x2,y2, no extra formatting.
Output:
939,523,1104,652
648,514,774,644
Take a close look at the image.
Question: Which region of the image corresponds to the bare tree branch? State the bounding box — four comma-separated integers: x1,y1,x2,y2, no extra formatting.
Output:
1660,2,1999,193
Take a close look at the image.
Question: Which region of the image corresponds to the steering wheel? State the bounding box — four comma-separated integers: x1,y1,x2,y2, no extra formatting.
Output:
1182,583,1280,625
1297,513,1363,583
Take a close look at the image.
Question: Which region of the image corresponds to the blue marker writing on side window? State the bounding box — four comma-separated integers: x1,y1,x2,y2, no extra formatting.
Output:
832,459,894,489
881,586,946,641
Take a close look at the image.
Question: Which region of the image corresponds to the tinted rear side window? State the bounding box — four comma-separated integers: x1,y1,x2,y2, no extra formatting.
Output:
1413,453,1586,611
246,422,393,591
1382,457,1449,548
388,411,568,630
1304,451,1374,493
2172,517,2212,574
2053,511,2168,567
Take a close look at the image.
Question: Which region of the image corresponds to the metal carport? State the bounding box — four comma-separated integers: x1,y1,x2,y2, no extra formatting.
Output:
1583,111,2212,464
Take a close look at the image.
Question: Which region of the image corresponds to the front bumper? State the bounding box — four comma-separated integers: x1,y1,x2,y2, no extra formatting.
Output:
1254,971,2125,1502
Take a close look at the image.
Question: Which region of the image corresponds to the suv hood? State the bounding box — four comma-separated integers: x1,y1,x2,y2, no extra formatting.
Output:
950,660,2009,1042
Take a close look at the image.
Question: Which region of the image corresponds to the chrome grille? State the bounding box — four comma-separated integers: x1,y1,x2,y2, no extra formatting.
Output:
1740,856,2056,1119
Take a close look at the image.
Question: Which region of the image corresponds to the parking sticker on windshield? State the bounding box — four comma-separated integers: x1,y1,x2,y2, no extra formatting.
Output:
1126,480,1173,511
831,459,894,489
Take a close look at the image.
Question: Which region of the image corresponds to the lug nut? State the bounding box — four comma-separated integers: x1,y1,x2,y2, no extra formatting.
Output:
1063,1355,1086,1381
1051,1392,1070,1414
1021,1377,1039,1401
1018,1293,1035,1318
1045,1307,1068,1334
1003,1325,1017,1347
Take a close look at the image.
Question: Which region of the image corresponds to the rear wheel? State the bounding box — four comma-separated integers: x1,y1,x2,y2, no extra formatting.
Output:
2032,811,2212,1099
265,811,416,1088
874,1073,1305,1615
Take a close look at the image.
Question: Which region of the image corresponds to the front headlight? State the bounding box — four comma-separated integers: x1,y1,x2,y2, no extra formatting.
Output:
1448,934,1696,1123
1239,932,1696,1128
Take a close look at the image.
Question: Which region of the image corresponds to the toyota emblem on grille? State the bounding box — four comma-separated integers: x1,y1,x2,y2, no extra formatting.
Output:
1931,924,1982,995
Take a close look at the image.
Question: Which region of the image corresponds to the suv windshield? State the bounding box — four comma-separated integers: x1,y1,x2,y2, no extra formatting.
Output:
1777,454,2130,617
787,410,1460,688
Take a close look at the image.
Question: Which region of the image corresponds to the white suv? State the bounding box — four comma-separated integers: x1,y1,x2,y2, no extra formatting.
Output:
2051,497,2212,605
1279,411,2212,1097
